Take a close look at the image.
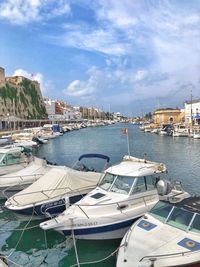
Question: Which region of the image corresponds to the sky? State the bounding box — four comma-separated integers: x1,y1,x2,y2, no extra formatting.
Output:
0,0,200,116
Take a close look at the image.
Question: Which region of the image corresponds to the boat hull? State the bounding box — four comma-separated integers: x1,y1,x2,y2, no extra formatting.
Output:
6,194,85,217
61,217,138,240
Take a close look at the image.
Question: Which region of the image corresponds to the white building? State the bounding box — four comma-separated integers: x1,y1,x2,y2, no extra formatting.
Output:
184,99,200,125
44,98,56,119
44,98,82,121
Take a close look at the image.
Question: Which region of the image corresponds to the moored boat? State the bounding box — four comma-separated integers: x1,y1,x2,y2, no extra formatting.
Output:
117,197,200,267
0,157,49,199
39,155,188,240
0,146,33,176
5,154,110,217
173,124,189,137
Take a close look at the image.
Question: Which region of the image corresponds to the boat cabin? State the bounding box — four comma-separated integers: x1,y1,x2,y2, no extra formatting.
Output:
0,147,24,167
98,156,166,195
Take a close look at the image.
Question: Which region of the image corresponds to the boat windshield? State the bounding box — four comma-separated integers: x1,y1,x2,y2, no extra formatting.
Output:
190,214,200,233
150,201,200,232
0,152,21,166
99,172,134,194
167,207,194,231
0,153,5,165
149,201,173,222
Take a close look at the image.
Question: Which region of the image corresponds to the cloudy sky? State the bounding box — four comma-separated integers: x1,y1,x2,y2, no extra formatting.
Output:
0,0,200,116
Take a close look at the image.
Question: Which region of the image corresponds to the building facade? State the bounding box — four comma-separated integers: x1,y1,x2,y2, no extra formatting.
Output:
153,108,184,125
184,99,200,125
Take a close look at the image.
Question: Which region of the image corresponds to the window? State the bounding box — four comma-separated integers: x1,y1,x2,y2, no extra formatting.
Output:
167,207,194,231
99,172,116,191
0,153,6,166
6,153,20,165
131,177,146,194
99,173,134,194
145,175,155,190
190,214,200,233
110,175,134,194
150,201,173,222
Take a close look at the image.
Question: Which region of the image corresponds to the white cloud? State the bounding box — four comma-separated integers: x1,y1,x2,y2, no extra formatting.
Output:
50,28,129,56
134,70,148,81
0,0,70,25
65,80,95,97
96,0,138,29
13,68,52,94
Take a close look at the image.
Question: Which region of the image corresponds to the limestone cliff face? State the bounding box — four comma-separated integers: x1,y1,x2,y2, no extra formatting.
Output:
0,76,48,119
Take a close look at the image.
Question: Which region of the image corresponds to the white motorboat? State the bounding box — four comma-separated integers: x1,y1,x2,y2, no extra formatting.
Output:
0,136,12,146
5,154,110,217
173,124,189,137
40,155,187,240
0,157,49,199
0,146,33,176
117,197,200,267
193,130,200,139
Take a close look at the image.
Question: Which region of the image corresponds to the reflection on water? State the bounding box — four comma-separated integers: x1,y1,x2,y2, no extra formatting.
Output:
1,123,200,266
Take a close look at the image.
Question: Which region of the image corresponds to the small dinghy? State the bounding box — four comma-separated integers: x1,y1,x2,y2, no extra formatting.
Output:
5,154,110,217
117,197,200,267
39,155,188,240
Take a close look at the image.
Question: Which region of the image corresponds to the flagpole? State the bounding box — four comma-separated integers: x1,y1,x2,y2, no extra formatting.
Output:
122,128,131,157
126,129,130,157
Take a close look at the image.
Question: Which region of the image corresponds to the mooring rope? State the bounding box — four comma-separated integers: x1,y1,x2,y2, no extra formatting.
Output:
5,208,35,261
70,218,80,267
69,244,124,267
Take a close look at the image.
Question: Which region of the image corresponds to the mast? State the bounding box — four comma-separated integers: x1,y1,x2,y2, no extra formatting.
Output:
190,90,193,133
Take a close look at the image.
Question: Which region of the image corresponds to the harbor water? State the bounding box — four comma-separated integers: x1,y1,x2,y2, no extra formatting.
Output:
1,123,200,267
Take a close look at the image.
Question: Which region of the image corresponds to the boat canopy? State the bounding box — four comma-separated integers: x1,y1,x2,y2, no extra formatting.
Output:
105,155,166,177
7,167,102,206
0,157,47,187
78,154,110,163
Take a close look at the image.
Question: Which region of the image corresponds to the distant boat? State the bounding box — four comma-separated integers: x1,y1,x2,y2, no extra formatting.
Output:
173,124,189,137
193,130,200,139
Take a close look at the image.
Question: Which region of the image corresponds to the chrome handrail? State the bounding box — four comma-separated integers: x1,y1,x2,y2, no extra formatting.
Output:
140,249,200,262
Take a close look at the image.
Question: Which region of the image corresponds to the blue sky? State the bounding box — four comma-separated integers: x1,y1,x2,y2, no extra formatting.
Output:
0,0,200,116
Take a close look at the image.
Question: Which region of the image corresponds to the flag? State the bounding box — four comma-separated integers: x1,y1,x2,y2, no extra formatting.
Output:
122,128,128,134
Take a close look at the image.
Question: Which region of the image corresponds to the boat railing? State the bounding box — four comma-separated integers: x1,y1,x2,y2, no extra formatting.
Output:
74,192,157,219
7,185,95,206
139,249,200,263
1,173,43,181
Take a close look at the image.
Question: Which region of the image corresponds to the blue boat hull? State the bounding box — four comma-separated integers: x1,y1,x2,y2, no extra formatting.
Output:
61,217,139,240
11,194,85,217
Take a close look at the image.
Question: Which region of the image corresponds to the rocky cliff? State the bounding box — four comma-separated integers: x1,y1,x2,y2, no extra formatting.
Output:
0,77,48,119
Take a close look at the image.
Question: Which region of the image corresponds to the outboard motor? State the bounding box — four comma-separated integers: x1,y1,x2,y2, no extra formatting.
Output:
156,179,172,196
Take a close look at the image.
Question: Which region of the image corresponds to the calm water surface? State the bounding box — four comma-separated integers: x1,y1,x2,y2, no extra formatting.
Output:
1,123,200,267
